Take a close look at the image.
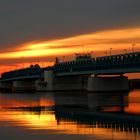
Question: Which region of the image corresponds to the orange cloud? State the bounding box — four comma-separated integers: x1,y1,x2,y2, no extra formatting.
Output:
0,27,140,74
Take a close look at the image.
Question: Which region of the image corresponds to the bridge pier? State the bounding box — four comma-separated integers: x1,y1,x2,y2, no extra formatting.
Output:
13,80,36,92
35,79,47,91
87,76,129,92
43,70,89,91
53,75,88,91
0,81,13,92
44,70,54,91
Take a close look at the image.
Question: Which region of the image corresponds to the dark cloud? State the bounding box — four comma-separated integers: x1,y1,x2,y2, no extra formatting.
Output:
0,0,140,50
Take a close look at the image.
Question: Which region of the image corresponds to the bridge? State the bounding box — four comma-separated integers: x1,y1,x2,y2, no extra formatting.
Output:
54,52,140,76
1,64,42,82
1,52,139,111
0,52,140,93
0,64,43,92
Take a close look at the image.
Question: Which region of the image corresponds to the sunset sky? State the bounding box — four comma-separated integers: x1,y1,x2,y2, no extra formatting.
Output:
0,0,140,74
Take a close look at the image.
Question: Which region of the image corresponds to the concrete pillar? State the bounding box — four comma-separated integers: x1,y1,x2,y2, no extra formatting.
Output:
0,81,13,92
53,75,88,91
35,79,47,91
13,80,36,92
44,70,54,91
87,76,129,92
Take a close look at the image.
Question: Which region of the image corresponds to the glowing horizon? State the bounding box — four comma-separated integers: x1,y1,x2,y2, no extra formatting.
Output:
0,26,140,74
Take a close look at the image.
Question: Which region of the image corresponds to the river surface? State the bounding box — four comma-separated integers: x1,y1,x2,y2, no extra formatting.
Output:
0,90,140,140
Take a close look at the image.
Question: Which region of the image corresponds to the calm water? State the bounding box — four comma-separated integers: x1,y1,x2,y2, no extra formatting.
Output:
0,90,140,140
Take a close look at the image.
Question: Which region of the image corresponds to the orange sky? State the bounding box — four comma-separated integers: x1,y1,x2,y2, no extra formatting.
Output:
0,27,140,74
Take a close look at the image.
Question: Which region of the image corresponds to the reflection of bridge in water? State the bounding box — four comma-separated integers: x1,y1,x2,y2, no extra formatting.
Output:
0,91,140,139
55,108,140,134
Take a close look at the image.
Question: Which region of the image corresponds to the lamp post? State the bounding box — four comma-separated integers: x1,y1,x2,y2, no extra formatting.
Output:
62,56,65,62
104,51,108,56
91,51,93,57
110,48,112,56
132,44,135,53
124,49,127,54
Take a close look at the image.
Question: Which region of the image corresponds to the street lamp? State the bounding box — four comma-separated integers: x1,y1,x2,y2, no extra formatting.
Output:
104,51,108,56
124,49,127,54
90,51,94,57
132,44,135,53
62,56,65,62
110,48,112,56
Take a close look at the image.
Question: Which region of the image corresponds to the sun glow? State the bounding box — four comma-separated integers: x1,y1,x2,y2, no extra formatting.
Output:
0,27,140,73
0,109,138,139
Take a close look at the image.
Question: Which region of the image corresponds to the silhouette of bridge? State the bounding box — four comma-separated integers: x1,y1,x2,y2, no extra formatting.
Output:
54,52,140,76
1,52,140,82
1,64,42,82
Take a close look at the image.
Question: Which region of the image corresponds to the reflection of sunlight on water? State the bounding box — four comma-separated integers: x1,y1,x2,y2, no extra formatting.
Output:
0,109,139,140
0,110,57,129
0,93,54,109
125,90,140,114
0,91,140,139
125,103,140,114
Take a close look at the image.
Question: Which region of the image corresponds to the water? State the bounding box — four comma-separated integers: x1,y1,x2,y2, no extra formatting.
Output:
0,90,140,140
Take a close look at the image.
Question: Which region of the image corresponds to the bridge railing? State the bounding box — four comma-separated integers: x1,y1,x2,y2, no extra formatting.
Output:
54,52,140,74
1,66,42,80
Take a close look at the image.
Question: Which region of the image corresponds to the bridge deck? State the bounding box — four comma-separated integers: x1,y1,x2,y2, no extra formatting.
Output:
54,52,140,76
